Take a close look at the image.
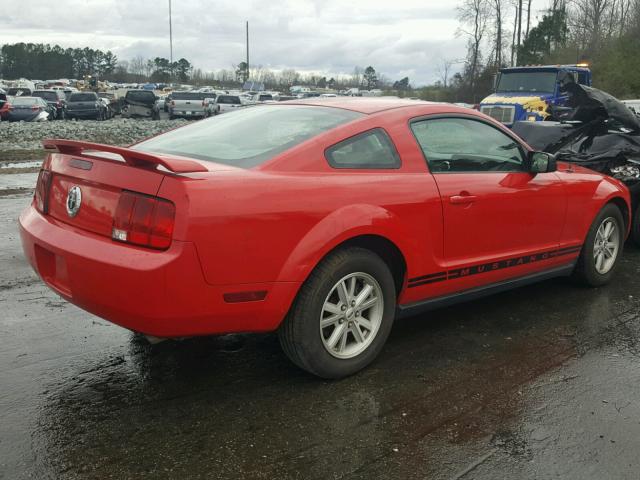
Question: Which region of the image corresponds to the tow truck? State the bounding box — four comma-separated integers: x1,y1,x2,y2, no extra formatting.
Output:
479,64,591,127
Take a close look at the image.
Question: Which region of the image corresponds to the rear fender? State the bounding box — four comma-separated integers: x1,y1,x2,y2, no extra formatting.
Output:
276,203,417,284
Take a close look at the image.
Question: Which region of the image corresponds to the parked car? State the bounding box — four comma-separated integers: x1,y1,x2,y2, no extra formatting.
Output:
0,88,7,121
0,93,10,121
63,87,79,100
155,94,167,114
98,92,121,115
4,96,53,121
252,92,275,102
66,92,107,120
212,94,244,114
121,89,160,120
32,89,67,120
21,100,630,378
168,91,210,119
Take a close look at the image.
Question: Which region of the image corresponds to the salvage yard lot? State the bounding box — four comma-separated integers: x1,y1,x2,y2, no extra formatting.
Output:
3,167,640,478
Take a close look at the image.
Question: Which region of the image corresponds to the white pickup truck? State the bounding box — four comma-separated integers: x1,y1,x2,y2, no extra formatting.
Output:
168,91,214,119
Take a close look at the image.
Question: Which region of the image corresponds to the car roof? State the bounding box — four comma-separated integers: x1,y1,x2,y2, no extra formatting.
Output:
280,97,445,114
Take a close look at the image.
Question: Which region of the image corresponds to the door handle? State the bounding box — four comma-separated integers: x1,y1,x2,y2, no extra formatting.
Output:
449,194,477,204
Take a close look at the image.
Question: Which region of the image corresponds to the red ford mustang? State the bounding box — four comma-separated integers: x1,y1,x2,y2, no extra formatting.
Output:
19,98,630,378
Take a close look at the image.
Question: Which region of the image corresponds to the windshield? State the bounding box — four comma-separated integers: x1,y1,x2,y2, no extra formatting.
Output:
133,105,363,168
496,71,558,93
69,93,96,102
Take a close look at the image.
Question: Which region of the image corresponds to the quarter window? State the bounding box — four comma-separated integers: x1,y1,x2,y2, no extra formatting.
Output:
410,117,525,173
326,129,400,169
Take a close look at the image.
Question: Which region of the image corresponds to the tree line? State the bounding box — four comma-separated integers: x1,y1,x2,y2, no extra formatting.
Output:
0,42,409,92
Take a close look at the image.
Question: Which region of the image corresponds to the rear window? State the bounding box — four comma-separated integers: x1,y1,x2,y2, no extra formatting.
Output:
7,88,31,96
125,90,155,102
33,91,58,101
13,97,41,106
258,94,273,101
69,93,97,102
134,105,363,168
172,92,205,100
217,95,241,104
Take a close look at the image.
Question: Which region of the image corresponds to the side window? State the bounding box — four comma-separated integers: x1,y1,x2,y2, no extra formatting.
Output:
577,71,589,85
326,129,400,169
410,117,525,173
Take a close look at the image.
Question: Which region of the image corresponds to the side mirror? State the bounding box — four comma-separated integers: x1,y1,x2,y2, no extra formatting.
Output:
528,151,557,173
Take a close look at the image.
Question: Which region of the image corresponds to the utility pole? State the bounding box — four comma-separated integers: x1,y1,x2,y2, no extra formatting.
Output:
169,0,174,65
246,21,250,82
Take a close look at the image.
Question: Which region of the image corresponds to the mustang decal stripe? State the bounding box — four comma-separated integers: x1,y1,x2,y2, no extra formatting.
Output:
408,245,582,288
407,271,447,283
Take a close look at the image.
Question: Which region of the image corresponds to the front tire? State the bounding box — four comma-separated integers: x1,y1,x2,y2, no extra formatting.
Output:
573,203,624,286
630,206,640,247
279,247,396,379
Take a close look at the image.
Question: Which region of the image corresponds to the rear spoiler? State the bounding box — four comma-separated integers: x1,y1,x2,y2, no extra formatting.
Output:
42,139,209,173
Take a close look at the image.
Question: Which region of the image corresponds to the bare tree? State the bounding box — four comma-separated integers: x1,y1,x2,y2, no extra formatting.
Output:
458,0,490,98
436,58,456,88
517,0,523,54
510,2,518,65
525,0,533,37
492,0,505,68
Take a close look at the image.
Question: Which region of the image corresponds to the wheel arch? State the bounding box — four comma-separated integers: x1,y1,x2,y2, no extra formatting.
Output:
275,204,416,295
325,234,407,294
607,196,630,234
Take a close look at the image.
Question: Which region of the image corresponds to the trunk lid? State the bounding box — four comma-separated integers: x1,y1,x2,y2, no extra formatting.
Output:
41,140,208,238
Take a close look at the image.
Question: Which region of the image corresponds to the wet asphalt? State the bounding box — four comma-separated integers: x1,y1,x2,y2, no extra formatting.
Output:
2,191,640,480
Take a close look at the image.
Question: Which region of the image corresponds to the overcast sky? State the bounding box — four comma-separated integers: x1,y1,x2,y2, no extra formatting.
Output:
0,0,550,85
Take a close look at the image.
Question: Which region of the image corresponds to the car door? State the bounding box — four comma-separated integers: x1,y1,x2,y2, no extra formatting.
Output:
410,115,567,289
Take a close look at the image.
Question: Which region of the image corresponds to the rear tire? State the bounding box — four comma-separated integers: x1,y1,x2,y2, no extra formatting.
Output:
278,247,396,379
573,203,624,286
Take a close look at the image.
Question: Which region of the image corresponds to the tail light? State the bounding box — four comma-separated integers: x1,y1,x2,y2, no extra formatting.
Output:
34,169,53,214
112,191,176,250
170,100,175,106
31,105,40,110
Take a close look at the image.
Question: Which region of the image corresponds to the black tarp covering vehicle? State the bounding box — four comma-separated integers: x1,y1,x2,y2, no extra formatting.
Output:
513,75,640,245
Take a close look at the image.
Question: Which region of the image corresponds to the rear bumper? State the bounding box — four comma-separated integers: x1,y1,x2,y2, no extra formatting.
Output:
19,205,299,337
170,110,206,117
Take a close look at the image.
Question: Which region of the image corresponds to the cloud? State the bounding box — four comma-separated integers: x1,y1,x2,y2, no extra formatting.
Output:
0,0,550,85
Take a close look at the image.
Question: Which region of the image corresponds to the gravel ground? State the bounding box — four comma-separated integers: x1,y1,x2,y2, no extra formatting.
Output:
0,117,189,161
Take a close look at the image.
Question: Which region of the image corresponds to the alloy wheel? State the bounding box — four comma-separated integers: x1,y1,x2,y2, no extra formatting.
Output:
320,272,384,359
593,216,619,274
